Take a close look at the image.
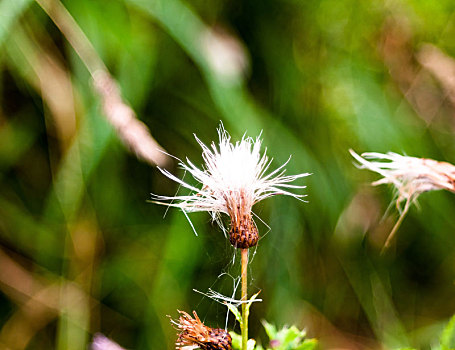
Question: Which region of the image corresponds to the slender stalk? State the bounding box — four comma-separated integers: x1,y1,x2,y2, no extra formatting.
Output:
381,197,411,254
241,248,248,350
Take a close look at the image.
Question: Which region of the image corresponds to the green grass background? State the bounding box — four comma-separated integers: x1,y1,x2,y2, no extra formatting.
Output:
2,0,455,349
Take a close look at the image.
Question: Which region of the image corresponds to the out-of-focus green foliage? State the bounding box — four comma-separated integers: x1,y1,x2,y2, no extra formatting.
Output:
440,315,455,350
231,321,318,350
399,314,455,350
2,0,455,349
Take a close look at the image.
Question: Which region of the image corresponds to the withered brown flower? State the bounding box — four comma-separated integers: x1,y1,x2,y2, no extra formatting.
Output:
171,310,232,350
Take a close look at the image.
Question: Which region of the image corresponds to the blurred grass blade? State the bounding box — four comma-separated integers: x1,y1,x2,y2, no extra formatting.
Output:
0,117,38,173
34,0,169,167
0,197,61,263
342,256,410,348
0,0,33,46
144,214,204,349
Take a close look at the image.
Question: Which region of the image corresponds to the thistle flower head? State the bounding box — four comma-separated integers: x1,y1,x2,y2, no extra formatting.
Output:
350,149,455,249
350,150,455,207
171,310,232,350
153,125,309,248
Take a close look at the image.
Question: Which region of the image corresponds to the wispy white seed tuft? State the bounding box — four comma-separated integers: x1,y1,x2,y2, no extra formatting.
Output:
152,124,310,245
350,149,455,249
350,149,455,208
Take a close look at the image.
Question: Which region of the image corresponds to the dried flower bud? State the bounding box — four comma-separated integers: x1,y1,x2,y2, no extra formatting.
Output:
172,310,232,350
229,214,258,248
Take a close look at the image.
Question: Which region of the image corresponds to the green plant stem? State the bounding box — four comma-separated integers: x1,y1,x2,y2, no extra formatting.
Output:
241,248,248,350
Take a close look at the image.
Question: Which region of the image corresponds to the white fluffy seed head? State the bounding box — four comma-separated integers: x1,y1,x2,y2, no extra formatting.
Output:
350,149,455,207
152,125,310,234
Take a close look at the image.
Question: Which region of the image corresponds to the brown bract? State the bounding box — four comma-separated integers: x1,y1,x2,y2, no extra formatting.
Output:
225,191,258,248
173,310,232,350
229,214,258,248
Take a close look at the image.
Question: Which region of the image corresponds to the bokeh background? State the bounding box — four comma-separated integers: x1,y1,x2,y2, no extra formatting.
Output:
2,0,455,349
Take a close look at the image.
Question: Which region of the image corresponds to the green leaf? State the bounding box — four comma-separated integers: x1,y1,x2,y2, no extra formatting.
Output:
225,292,261,325
261,320,278,340
226,303,242,324
261,321,314,350
245,292,261,316
294,339,318,350
230,331,242,350
282,325,306,345
229,332,258,350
